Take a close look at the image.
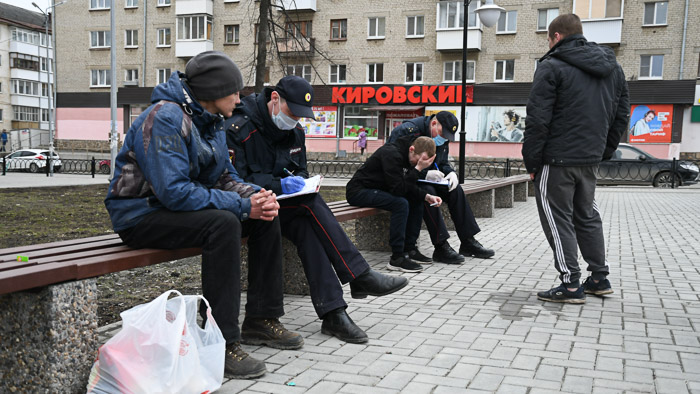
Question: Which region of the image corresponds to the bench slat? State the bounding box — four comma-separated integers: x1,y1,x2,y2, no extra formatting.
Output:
0,245,135,271
0,263,78,295
0,238,126,263
0,234,120,256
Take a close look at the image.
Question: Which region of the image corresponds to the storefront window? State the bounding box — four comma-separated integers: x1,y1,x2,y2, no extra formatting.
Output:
343,106,378,139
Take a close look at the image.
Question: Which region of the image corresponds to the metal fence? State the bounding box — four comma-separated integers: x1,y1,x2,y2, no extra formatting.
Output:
2,156,105,177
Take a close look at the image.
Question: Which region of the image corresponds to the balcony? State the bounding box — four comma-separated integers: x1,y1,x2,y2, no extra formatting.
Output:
175,0,213,15
276,0,316,12
276,37,315,57
436,27,482,52
581,18,622,45
175,40,213,58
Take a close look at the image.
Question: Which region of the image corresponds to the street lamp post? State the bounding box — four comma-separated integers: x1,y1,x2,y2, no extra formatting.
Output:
32,1,66,177
458,0,504,183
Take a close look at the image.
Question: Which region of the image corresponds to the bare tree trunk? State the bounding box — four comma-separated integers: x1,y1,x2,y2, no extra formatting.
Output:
255,0,270,92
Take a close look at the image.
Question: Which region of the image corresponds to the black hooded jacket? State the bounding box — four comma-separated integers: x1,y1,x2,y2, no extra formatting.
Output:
522,34,630,174
346,135,428,203
224,88,308,195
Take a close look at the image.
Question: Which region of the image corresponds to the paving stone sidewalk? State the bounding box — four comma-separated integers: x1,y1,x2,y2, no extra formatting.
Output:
99,187,700,393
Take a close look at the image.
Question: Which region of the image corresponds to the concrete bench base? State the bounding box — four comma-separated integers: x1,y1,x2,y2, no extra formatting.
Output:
0,279,98,393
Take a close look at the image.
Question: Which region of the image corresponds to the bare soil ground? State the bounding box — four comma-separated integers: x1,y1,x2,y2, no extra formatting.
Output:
1,184,345,326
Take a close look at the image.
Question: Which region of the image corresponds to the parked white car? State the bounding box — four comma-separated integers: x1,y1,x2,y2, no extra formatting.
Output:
3,149,62,173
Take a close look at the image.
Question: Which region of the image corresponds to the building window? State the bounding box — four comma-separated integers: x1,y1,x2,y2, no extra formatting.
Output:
39,32,52,47
40,57,53,73
125,30,138,48
330,64,346,84
574,0,621,19
367,63,384,83
91,69,111,87
405,62,424,83
10,53,40,71
640,55,663,79
42,83,49,97
125,69,139,83
0,109,3,121
368,17,385,39
444,60,474,82
11,27,40,45
494,60,515,82
330,19,347,40
157,68,171,84
157,28,171,47
90,0,111,10
12,80,40,96
177,15,212,40
643,2,668,26
437,1,479,29
125,0,137,8
286,21,312,39
406,15,425,37
157,0,170,6
225,25,240,44
537,8,559,31
286,65,312,82
90,31,111,48
497,10,517,33
42,109,49,122
13,106,40,122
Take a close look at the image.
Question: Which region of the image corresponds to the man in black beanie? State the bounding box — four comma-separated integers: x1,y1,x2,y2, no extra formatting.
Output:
106,51,301,380
387,111,495,265
225,76,409,344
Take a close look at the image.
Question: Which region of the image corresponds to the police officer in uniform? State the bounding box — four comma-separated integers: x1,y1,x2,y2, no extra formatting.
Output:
225,76,408,344
388,112,495,264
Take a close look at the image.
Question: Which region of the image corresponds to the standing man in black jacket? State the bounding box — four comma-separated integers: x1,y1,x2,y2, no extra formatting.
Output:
225,76,408,344
522,14,630,304
388,112,494,264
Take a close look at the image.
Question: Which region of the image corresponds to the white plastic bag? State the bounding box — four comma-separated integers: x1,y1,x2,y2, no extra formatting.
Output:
87,290,225,394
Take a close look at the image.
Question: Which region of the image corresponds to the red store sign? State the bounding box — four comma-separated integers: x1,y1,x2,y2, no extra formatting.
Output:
332,85,474,105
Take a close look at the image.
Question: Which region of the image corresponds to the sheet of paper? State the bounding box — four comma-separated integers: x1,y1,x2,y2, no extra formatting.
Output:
277,175,324,200
418,179,449,187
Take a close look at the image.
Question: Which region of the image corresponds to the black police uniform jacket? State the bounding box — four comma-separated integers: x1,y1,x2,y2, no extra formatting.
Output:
346,135,428,203
522,34,630,175
224,88,308,195
388,115,455,176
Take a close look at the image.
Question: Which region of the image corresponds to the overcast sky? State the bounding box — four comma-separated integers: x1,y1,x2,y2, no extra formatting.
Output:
4,0,53,13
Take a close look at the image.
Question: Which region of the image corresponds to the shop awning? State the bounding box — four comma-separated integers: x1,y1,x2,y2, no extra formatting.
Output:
365,106,424,112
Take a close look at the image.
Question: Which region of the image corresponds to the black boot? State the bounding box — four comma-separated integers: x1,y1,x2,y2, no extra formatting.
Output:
432,242,465,264
406,248,432,263
350,268,408,299
321,308,368,343
459,237,495,259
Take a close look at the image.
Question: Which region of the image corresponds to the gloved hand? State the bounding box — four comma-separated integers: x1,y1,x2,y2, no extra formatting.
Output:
426,170,445,182
281,176,305,194
445,171,459,192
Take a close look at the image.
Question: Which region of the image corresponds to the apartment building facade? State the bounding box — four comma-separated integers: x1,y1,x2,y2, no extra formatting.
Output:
0,2,55,151
54,0,700,158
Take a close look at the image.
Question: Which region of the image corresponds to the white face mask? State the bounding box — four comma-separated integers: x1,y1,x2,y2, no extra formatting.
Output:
272,100,298,130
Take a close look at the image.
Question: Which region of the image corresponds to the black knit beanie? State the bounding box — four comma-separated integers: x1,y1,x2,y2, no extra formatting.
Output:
185,51,243,100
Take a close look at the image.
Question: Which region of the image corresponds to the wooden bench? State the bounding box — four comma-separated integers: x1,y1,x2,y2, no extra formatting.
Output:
0,176,530,392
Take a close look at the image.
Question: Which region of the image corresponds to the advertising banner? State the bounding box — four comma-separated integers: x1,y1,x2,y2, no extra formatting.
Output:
424,106,526,142
299,106,337,138
628,104,673,143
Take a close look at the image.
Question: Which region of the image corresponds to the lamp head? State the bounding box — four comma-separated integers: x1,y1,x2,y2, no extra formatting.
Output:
475,1,505,28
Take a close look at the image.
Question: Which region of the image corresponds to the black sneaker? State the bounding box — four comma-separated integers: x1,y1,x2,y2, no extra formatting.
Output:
224,343,267,379
406,248,432,264
459,237,495,259
387,255,423,273
537,284,586,304
241,317,304,350
583,277,613,295
432,242,465,264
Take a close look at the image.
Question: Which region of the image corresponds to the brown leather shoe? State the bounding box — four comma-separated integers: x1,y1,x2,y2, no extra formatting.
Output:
224,343,266,379
241,317,304,350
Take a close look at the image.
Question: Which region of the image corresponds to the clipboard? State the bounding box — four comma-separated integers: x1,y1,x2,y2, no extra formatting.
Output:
277,175,324,199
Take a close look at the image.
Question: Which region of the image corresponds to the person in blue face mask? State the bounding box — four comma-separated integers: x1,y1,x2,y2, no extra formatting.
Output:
387,111,495,265
224,76,409,345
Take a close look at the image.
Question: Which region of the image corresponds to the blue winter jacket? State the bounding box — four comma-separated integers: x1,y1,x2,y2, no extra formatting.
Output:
105,72,259,232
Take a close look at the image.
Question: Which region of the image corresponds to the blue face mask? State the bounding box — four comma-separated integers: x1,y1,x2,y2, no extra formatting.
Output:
433,135,448,147
272,101,299,130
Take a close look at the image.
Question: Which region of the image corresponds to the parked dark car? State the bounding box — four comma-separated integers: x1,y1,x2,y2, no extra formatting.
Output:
597,144,699,187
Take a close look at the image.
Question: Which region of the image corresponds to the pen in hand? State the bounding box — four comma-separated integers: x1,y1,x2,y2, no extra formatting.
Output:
434,163,439,171
283,168,294,177
429,202,439,207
